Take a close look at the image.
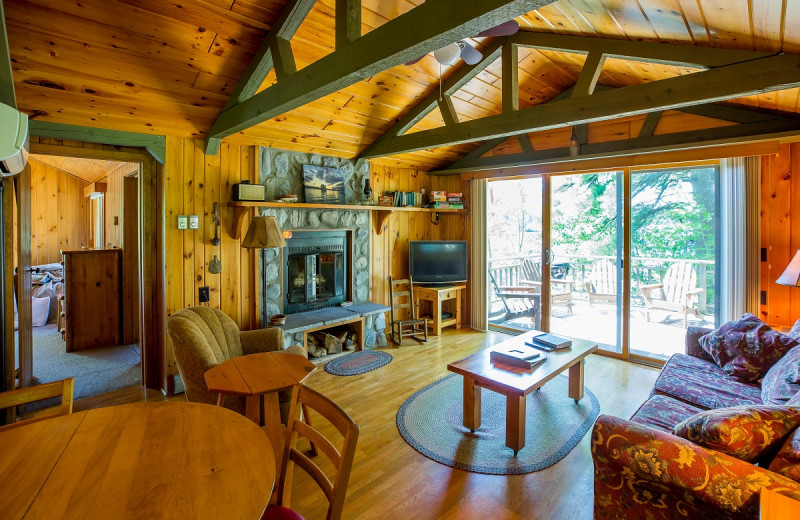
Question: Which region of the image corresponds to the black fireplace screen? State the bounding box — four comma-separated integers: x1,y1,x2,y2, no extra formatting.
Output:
279,230,349,314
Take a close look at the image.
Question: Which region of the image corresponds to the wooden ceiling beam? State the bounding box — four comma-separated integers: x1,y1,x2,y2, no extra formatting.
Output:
206,0,318,154
502,43,519,112
508,31,774,69
29,121,166,164
572,51,606,97
0,2,16,108
336,0,361,49
205,0,550,153
429,117,800,175
359,53,800,159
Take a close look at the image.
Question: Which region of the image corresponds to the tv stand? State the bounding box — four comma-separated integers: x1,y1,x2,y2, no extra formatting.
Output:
413,284,466,336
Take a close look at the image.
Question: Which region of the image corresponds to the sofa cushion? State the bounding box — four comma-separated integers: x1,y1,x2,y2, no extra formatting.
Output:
653,353,763,409
673,405,800,463
698,313,798,382
769,428,800,482
630,395,705,432
762,344,800,405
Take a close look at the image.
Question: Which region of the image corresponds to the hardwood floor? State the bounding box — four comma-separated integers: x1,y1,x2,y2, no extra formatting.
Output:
73,328,660,520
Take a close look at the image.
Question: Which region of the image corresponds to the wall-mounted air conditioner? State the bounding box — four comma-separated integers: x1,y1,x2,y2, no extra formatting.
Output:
0,103,28,176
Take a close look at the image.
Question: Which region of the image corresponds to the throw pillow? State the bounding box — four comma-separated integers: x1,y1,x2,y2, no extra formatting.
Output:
769,428,800,483
31,295,49,327
672,405,800,463
762,345,800,405
698,313,798,382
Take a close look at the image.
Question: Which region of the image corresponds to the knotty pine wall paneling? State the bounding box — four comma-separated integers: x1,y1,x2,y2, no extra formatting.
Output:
27,158,89,265
163,137,258,380
760,143,800,327
98,162,138,249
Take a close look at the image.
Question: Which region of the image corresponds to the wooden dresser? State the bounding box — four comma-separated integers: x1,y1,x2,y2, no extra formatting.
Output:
61,249,123,352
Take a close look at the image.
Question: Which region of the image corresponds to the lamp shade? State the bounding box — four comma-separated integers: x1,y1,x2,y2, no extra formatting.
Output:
241,216,287,249
777,249,800,286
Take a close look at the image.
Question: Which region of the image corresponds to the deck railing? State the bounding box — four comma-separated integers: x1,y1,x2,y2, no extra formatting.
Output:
488,253,715,314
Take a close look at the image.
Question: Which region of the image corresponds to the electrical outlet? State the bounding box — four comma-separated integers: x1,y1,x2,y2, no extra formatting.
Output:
189,215,200,229
198,286,210,303
177,215,188,230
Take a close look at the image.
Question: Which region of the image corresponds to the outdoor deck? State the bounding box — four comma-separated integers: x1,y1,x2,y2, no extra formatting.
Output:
489,297,714,360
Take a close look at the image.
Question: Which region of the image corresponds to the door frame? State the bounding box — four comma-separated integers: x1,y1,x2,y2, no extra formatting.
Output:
15,142,164,390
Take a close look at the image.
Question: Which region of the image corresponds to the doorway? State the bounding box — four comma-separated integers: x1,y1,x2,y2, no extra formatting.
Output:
14,153,143,401
486,163,720,365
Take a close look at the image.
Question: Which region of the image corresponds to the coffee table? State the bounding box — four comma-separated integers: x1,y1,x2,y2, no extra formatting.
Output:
447,331,598,454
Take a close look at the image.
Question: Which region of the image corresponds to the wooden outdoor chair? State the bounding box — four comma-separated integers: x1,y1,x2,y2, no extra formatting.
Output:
262,384,360,520
519,259,573,314
389,276,428,345
584,259,617,306
640,262,702,327
488,270,541,330
0,378,75,430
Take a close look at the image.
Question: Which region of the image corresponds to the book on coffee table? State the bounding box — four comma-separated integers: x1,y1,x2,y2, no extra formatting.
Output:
531,333,572,350
490,344,547,369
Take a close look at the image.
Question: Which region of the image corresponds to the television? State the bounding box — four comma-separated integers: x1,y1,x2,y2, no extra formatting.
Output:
409,241,468,284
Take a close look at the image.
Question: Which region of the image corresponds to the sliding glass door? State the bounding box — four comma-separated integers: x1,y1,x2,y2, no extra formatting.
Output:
550,172,623,354
628,166,720,362
486,177,543,333
485,164,720,365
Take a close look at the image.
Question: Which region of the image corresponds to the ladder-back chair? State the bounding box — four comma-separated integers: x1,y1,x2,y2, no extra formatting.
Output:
0,378,75,430
262,385,360,520
389,276,428,345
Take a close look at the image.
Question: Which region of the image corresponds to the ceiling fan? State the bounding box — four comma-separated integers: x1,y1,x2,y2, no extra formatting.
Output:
405,20,521,66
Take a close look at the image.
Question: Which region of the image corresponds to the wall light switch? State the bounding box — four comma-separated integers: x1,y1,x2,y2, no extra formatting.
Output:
189,215,199,229
177,215,188,230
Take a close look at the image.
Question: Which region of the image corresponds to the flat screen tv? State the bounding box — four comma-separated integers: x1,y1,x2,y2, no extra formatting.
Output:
409,241,468,284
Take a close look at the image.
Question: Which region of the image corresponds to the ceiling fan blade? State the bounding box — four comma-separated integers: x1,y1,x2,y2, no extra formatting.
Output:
476,20,520,38
460,43,483,65
405,55,425,66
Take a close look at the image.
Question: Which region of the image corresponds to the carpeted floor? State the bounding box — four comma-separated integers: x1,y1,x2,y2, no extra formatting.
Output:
397,373,600,475
22,324,142,402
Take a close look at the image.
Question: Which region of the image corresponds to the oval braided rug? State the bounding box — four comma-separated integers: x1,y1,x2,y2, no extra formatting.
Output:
397,373,599,475
324,350,393,376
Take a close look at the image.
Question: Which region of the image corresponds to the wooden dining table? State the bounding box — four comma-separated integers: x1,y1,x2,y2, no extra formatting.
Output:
0,402,276,520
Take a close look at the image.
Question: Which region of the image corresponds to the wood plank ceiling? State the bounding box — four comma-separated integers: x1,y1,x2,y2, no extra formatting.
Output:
29,154,130,183
7,0,800,170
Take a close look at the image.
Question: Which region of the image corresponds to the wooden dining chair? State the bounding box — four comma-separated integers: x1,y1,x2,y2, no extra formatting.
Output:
389,276,428,345
0,378,75,429
262,384,360,520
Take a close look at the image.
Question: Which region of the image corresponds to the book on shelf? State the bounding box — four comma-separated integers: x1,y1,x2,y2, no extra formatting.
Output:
385,191,423,207
431,202,464,209
490,344,546,369
431,190,447,202
531,333,572,350
447,192,463,198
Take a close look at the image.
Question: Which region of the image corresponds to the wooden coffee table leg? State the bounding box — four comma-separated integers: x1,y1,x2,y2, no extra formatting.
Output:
463,377,481,432
506,393,526,454
568,359,585,403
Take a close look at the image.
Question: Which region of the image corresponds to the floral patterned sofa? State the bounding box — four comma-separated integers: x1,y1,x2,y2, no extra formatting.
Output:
592,322,800,520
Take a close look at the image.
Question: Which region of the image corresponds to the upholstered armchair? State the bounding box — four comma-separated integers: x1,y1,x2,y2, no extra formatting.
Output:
166,306,306,420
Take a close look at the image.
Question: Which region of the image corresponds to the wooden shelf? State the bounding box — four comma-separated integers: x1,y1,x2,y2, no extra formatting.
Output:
228,201,466,238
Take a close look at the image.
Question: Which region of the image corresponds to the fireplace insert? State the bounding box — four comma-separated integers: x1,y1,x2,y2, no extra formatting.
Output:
282,230,349,314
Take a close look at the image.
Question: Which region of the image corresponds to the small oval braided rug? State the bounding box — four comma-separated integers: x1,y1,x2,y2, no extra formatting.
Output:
397,373,599,475
324,350,393,376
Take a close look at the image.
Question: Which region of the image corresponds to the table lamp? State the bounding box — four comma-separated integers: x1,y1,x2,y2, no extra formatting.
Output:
777,250,800,286
241,215,287,249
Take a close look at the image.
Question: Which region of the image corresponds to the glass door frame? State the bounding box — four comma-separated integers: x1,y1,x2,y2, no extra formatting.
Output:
487,159,720,368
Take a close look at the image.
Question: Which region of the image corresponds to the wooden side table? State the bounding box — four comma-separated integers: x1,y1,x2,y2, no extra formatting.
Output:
413,284,466,335
205,352,316,474
761,488,800,519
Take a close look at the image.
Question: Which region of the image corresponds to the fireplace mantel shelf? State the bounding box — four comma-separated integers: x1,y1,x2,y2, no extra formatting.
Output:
228,201,466,238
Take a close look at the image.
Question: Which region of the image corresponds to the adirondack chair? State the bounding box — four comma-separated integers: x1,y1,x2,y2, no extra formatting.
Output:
640,262,703,327
519,259,573,314
488,269,541,330
584,259,617,306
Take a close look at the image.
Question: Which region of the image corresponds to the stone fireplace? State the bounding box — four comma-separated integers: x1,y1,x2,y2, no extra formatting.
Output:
256,146,387,351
